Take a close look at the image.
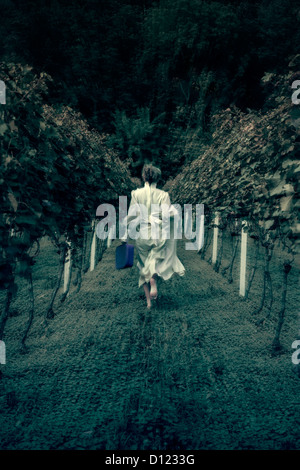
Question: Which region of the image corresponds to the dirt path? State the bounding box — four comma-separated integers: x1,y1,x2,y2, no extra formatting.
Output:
0,238,299,450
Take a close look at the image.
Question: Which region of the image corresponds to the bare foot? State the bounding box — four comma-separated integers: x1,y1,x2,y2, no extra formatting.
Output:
150,277,158,299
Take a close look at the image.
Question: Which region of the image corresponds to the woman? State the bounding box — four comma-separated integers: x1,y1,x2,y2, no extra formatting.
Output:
123,164,185,309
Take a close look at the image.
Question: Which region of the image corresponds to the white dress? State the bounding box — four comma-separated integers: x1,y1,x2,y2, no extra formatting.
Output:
124,182,185,287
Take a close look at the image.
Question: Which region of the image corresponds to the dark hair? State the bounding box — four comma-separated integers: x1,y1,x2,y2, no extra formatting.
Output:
142,164,161,184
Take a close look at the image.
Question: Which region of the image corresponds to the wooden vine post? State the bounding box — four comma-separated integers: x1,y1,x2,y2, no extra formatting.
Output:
0,340,5,365
90,220,97,272
239,220,248,297
63,242,71,294
212,212,219,265
107,225,114,249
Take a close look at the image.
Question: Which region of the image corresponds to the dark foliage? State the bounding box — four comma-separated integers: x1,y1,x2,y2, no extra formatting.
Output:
1,0,299,180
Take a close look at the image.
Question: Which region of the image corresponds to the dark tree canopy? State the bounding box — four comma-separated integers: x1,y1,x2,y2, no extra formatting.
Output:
0,0,299,181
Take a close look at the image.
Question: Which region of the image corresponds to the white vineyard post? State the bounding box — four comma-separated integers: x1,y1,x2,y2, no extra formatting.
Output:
240,220,248,297
63,242,71,294
107,225,112,248
90,220,97,272
0,340,6,365
212,212,219,264
0,80,6,104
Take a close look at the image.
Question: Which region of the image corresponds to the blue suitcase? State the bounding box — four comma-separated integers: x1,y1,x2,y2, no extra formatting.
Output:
115,243,134,270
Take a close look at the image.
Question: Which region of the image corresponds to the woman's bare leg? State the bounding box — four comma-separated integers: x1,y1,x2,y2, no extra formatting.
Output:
150,275,158,299
143,282,151,309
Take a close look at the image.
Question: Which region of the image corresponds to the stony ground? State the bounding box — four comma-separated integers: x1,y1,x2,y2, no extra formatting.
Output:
0,236,299,450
